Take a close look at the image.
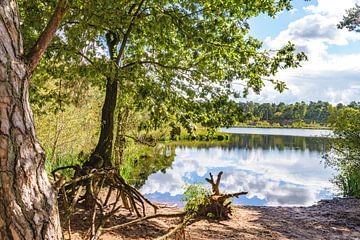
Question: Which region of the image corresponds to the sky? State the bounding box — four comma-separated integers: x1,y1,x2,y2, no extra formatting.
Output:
246,0,360,104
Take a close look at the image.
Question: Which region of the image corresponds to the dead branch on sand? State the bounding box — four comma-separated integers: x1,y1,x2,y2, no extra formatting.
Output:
53,168,247,240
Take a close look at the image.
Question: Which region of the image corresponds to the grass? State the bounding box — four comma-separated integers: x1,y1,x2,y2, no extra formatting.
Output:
234,120,330,130
335,165,360,198
160,126,231,142
45,150,82,179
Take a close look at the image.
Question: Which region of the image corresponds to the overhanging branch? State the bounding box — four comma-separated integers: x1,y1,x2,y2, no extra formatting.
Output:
116,0,146,65
27,0,69,74
121,60,196,73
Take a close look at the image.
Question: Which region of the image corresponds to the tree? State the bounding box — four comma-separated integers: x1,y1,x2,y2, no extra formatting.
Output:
333,9,360,196
338,4,360,32
18,1,307,238
0,0,68,239
29,0,306,171
5,0,309,238
324,108,360,197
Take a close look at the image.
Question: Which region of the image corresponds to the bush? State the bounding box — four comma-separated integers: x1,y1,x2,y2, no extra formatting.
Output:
324,108,360,197
182,184,211,214
335,166,360,198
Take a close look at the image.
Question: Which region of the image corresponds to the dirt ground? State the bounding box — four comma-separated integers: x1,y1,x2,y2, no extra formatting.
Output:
68,198,360,240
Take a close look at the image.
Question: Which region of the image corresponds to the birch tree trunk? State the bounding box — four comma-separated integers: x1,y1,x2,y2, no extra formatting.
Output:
0,0,63,239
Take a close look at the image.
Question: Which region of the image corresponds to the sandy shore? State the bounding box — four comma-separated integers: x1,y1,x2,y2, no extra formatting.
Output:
68,198,360,240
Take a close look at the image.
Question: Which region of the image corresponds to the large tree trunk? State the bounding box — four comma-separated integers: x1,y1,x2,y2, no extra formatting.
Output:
86,77,118,168
0,0,62,239
86,32,119,169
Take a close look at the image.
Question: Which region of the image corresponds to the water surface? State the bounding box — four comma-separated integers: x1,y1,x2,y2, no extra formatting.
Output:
140,129,336,207
220,127,333,137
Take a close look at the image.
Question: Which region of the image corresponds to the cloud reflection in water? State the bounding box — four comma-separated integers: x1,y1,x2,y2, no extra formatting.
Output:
140,134,336,206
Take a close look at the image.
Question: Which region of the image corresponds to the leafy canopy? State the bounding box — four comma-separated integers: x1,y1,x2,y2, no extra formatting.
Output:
22,0,307,130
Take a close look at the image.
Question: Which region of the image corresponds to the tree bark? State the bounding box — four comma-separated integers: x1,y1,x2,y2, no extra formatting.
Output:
0,0,63,239
114,107,129,168
86,77,118,168
86,32,119,169
27,0,68,74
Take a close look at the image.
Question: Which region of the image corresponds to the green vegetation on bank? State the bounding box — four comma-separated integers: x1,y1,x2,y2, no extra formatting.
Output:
324,108,360,198
237,101,360,128
235,121,329,129
166,126,230,142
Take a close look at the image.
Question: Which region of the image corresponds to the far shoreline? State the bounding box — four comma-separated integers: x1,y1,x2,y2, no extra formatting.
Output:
223,125,331,130
219,126,333,138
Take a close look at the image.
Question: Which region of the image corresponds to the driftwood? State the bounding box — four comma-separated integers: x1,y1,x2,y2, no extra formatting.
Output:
53,168,246,240
153,171,248,238
201,171,248,219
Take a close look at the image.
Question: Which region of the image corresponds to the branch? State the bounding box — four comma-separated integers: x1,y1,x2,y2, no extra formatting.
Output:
102,212,186,232
76,51,95,65
61,20,112,33
125,134,157,147
121,60,196,73
216,192,248,203
205,171,223,195
27,0,69,74
155,215,192,240
116,0,146,65
215,171,223,190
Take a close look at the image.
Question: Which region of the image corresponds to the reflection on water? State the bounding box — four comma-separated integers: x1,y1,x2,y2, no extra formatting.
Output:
140,132,336,207
122,145,176,189
220,127,333,137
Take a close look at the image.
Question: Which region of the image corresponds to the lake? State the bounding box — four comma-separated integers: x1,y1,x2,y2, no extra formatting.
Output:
140,128,336,207
220,127,333,137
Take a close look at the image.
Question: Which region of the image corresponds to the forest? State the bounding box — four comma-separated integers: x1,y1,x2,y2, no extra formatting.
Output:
0,0,360,240
237,101,360,127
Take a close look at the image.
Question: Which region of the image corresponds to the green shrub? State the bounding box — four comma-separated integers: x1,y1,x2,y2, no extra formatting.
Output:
182,184,211,214
335,165,360,198
324,108,360,198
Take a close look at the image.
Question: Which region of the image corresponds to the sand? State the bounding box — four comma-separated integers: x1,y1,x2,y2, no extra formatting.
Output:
67,197,360,240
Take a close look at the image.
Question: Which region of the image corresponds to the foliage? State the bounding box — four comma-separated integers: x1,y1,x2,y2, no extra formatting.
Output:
23,0,307,134
45,152,82,179
235,101,360,127
174,126,230,141
334,165,360,198
338,4,360,32
34,86,102,158
182,183,212,214
324,108,360,197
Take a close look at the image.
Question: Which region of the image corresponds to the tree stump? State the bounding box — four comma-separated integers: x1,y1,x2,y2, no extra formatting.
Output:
199,172,248,219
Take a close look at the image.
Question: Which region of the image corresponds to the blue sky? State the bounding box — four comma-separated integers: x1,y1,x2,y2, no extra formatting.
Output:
246,0,360,104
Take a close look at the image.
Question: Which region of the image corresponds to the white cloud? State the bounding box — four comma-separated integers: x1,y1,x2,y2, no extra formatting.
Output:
304,0,360,18
251,0,360,104
265,13,360,56
248,53,360,104
141,145,335,206
221,171,317,206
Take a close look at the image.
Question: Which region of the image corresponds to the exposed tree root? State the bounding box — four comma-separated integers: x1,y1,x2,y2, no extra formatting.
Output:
103,212,187,232
53,166,160,239
53,167,246,240
155,215,193,240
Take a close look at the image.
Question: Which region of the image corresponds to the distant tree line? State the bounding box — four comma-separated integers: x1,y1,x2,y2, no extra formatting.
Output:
238,101,360,126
